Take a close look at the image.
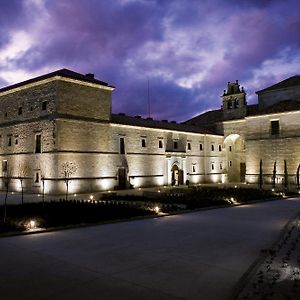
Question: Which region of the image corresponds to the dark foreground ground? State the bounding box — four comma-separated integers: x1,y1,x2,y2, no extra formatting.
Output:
0,198,300,300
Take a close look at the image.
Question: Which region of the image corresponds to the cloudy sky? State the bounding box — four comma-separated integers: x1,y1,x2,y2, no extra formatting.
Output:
0,0,299,121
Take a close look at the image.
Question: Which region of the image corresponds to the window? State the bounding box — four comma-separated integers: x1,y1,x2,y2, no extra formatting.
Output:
4,112,7,118
229,161,232,167
218,145,222,151
30,106,33,111
18,107,22,115
42,101,47,111
192,165,196,173
211,163,215,170
141,139,146,148
229,146,232,152
271,120,279,135
234,99,239,108
173,141,178,149
200,143,203,151
35,134,41,153
187,142,191,150
220,163,223,170
158,140,163,148
15,138,18,145
119,137,125,154
211,144,215,151
227,100,232,109
8,137,11,147
2,160,8,173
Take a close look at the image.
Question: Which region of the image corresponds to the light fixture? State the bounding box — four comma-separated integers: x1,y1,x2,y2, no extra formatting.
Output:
154,206,160,213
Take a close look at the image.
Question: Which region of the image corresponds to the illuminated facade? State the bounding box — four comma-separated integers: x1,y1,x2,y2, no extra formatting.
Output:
186,76,300,187
0,69,224,194
1,69,299,194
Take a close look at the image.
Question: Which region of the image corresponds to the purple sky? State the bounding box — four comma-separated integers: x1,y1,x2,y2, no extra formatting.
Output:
0,0,299,122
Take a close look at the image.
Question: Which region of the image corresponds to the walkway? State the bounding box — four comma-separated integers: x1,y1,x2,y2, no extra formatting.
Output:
1,198,300,300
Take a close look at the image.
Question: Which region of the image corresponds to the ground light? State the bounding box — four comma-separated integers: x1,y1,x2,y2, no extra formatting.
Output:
154,206,160,213
27,220,37,230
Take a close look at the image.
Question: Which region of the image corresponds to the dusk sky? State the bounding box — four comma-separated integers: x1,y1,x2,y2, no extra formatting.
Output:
0,0,299,122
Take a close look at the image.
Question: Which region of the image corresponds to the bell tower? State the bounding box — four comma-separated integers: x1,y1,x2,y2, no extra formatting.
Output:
221,80,247,119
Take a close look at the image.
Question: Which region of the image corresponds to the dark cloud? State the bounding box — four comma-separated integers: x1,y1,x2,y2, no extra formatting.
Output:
0,0,299,121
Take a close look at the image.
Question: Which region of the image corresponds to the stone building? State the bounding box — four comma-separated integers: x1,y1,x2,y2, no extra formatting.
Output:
0,69,224,194
186,75,300,187
1,68,299,194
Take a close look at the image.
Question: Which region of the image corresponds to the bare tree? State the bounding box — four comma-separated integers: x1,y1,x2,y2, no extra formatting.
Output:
284,160,288,192
2,166,12,224
272,161,276,189
296,163,300,190
40,163,47,208
259,159,263,189
61,162,77,201
17,162,31,205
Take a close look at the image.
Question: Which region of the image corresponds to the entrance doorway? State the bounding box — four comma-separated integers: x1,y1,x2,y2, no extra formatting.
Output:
171,164,183,186
118,168,127,189
240,163,246,182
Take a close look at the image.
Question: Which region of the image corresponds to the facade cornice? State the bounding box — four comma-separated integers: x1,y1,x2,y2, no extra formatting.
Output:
0,76,114,97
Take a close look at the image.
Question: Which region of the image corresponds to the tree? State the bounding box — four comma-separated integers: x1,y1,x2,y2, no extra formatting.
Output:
2,166,12,224
296,163,300,190
259,159,263,189
40,163,47,208
272,161,276,189
284,160,288,192
17,162,31,205
61,162,77,201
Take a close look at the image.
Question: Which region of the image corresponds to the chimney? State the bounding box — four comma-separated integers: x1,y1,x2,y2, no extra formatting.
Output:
85,73,95,79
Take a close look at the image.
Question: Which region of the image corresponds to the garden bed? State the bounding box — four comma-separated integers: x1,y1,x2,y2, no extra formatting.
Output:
0,187,283,235
0,200,156,234
103,187,283,209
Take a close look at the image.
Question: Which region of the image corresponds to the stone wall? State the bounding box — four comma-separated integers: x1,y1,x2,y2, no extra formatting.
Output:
57,80,112,121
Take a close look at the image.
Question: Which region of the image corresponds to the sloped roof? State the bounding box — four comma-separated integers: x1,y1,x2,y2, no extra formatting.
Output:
256,75,300,94
249,100,300,116
111,114,221,135
0,68,114,93
185,109,223,125
184,100,300,125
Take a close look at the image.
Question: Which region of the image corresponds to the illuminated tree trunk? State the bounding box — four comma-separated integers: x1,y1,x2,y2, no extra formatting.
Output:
297,163,300,190
272,161,276,189
259,159,263,189
284,160,288,191
20,179,24,205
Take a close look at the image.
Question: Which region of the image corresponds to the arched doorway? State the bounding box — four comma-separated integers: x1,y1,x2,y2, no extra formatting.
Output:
171,164,183,186
223,134,246,183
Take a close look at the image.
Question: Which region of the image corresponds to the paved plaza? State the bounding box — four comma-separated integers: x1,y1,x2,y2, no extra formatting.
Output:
1,198,300,300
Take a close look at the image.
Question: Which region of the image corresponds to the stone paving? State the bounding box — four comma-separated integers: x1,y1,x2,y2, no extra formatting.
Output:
236,212,300,300
1,199,300,300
